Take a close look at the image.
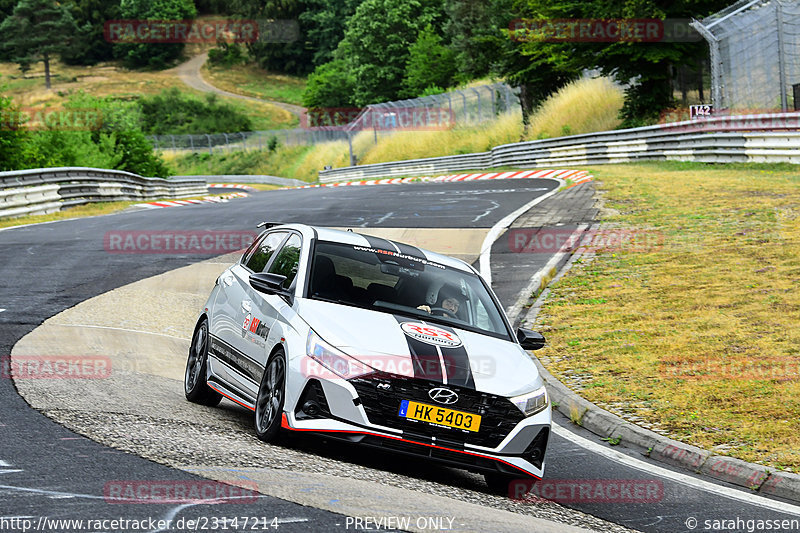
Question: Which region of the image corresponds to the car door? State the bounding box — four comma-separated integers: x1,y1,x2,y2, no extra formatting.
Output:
209,230,288,399
245,232,304,369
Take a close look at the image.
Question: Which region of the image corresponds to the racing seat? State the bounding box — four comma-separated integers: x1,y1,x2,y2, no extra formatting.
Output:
311,256,353,301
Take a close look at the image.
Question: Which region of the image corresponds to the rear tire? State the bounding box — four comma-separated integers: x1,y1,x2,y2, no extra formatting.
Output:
184,318,223,407
255,349,287,443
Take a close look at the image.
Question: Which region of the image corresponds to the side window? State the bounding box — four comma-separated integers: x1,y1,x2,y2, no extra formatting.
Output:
268,234,302,288
244,232,287,273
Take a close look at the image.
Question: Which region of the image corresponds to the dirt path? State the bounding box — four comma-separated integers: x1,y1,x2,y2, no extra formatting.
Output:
174,52,306,118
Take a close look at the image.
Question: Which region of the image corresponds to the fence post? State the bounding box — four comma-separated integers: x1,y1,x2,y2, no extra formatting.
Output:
189,135,194,152
171,135,176,151
205,134,212,155
776,1,788,111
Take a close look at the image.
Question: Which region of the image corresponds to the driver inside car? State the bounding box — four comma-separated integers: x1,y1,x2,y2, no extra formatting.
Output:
417,294,461,317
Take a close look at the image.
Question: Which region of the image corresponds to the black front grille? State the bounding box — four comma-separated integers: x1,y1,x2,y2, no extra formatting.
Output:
349,374,524,448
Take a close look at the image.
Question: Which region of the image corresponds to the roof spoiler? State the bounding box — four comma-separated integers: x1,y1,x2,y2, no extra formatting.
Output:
257,221,284,229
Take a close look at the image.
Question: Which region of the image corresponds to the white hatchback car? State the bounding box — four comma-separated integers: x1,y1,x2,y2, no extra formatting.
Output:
185,223,551,492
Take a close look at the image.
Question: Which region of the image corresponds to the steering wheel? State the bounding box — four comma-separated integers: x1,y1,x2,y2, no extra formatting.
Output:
430,307,458,319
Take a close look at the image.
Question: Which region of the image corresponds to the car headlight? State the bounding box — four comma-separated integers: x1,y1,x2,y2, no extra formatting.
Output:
510,384,549,417
306,330,373,379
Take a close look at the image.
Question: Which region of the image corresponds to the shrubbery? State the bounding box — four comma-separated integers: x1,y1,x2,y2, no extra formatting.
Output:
138,89,253,135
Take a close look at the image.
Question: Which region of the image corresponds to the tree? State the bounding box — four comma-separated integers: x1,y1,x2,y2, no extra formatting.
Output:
299,0,362,67
493,0,578,129
302,59,356,108
445,0,502,82
401,25,457,98
339,0,446,106
62,0,121,65
509,0,731,126
0,95,25,171
115,0,196,69
0,0,79,89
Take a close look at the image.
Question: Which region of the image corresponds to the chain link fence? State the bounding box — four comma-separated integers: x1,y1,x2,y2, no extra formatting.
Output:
149,83,519,154
692,0,800,111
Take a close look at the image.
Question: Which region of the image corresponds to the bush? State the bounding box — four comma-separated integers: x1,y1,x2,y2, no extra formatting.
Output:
138,89,253,135
302,59,356,108
208,43,247,67
401,25,456,98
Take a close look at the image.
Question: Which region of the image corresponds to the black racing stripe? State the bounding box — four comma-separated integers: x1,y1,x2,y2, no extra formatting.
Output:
363,234,397,252
433,324,476,389
393,241,424,259
393,316,444,382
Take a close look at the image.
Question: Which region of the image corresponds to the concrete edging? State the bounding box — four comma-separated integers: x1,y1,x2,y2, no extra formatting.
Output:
513,214,800,504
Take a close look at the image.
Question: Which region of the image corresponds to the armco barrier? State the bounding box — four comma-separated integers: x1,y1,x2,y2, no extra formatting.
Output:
0,167,207,219
318,112,800,182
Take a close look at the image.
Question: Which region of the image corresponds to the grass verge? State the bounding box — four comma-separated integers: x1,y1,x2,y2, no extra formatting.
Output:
201,63,306,106
535,161,800,471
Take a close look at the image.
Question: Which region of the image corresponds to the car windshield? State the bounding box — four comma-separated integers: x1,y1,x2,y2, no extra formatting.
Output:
307,241,511,340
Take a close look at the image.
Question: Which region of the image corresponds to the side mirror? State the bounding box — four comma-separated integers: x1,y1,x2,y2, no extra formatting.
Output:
249,272,288,295
517,328,546,350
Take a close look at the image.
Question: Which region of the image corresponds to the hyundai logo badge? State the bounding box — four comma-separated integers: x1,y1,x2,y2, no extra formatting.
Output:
428,387,458,405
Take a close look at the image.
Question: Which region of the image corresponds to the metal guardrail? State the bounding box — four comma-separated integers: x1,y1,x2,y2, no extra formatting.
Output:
176,174,306,186
318,112,800,182
0,167,207,219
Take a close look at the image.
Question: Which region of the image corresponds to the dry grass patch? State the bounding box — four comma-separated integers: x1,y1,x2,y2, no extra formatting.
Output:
202,63,306,106
525,77,623,140
535,162,800,470
0,59,295,131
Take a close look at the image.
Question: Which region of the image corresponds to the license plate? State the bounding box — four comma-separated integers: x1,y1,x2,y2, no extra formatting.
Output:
398,400,481,432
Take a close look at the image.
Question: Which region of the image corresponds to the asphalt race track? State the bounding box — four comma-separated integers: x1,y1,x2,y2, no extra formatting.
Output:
1,179,799,532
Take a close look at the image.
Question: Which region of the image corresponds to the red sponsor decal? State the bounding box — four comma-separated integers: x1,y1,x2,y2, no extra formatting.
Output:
401,322,463,348
1,356,111,379
510,479,664,503
104,480,259,504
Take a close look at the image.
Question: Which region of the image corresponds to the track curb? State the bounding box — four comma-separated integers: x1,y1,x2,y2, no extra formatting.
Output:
510,186,800,505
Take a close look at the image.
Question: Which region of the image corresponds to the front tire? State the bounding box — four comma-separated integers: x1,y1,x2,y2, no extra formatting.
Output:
484,472,534,497
184,318,222,406
255,349,286,442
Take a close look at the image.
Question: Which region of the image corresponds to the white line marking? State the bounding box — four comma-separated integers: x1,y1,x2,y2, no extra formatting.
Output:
277,518,310,524
479,177,566,286
44,323,188,341
552,422,800,515
505,225,588,319
0,460,11,467
0,309,5,313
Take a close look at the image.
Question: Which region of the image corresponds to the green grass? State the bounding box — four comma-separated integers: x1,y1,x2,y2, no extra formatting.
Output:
534,162,800,470
201,63,307,106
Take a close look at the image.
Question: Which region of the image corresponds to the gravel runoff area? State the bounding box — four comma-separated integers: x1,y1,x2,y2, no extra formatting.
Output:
11,245,636,533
